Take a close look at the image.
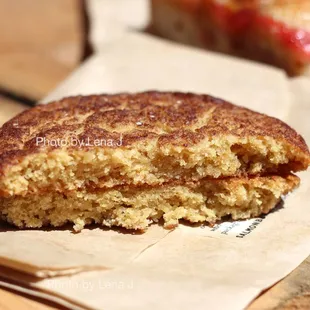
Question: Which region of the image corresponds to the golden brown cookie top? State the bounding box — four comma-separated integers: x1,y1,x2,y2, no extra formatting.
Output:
0,91,309,172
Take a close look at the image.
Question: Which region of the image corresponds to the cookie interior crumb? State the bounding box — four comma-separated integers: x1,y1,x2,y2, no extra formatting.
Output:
1,175,299,231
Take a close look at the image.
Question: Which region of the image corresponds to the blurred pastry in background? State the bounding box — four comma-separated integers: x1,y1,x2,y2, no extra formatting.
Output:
151,0,310,76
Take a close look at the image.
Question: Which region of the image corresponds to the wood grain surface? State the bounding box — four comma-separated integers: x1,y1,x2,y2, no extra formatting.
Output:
0,0,84,101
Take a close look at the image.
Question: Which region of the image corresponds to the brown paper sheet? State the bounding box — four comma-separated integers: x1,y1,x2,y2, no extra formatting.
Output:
0,225,169,277
43,32,291,120
0,32,309,310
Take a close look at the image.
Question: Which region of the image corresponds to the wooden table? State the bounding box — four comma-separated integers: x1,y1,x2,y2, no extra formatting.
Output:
0,1,309,309
0,0,83,102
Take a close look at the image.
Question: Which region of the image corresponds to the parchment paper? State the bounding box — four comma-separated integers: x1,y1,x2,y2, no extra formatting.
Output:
43,32,291,120
0,225,169,277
